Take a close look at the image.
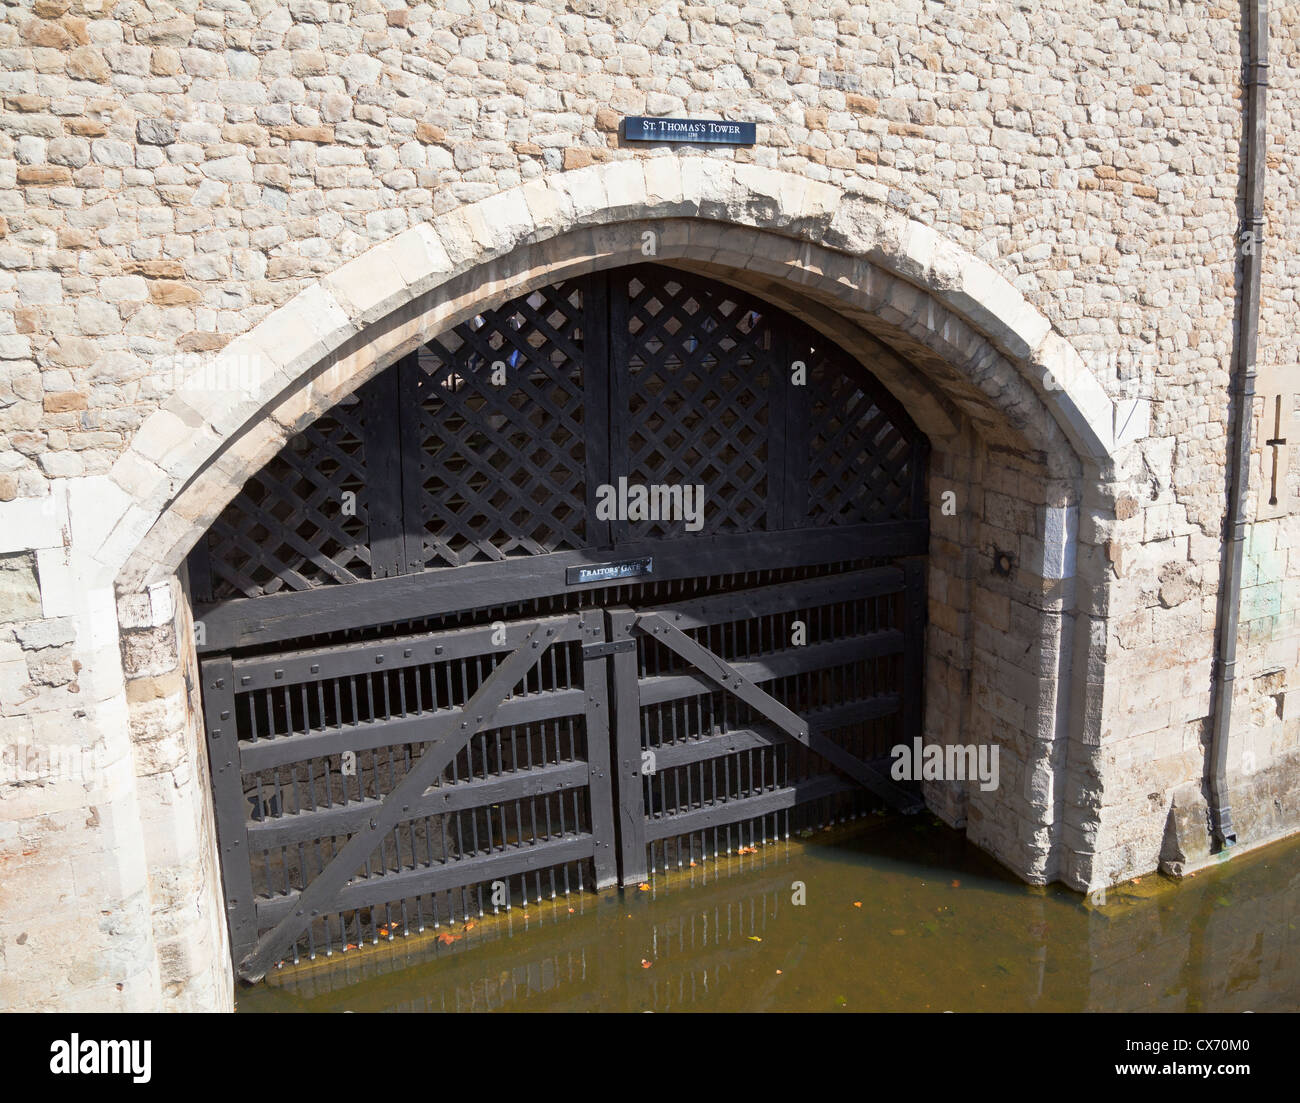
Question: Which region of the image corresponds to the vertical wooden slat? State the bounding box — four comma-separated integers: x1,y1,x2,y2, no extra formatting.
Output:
606,606,648,885
765,319,789,532
606,272,633,548
361,360,407,578
186,539,214,604
200,655,260,965
580,610,619,889
581,273,615,549
783,328,813,530
396,352,428,573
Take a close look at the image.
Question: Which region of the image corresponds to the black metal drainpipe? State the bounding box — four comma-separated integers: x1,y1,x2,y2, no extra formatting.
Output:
1208,0,1269,850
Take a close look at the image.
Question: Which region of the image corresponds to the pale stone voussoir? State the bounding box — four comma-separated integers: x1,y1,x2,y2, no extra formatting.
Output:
429,207,485,270
70,475,132,561
92,501,159,581
894,220,940,285
519,177,577,239
1029,331,1115,465
641,156,687,212
795,178,844,226
679,156,741,221
825,193,888,259
388,223,455,300
598,159,649,223
322,243,410,329
947,256,1052,361
108,448,179,515
550,163,611,227
120,509,200,591
473,186,537,252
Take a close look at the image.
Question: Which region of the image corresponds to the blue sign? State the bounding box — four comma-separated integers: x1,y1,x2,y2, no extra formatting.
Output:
566,557,654,586
623,117,756,146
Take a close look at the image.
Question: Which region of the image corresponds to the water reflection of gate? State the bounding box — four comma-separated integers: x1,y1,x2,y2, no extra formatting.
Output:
252,844,800,1012
642,877,785,1012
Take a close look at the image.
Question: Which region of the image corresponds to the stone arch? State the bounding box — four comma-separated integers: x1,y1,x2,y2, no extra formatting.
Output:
99,156,1128,963
102,156,1121,594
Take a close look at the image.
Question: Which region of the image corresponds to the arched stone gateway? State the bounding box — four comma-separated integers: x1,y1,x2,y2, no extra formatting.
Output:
110,159,1121,589
187,261,939,978
71,158,1131,1006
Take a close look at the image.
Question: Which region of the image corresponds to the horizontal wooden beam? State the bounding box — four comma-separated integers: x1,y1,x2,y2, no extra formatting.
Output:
253,834,596,928
643,774,852,842
646,694,900,771
195,521,927,653
636,630,904,708
232,614,581,689
246,761,591,851
635,564,904,631
237,686,587,772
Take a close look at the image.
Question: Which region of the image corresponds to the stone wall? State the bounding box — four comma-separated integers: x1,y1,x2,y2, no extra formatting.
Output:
0,0,1296,1011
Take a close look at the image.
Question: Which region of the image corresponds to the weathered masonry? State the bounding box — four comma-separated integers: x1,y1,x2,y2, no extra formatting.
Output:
0,1,1296,1011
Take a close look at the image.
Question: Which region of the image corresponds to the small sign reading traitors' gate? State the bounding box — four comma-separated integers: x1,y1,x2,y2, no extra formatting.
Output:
623,116,756,145
566,557,654,586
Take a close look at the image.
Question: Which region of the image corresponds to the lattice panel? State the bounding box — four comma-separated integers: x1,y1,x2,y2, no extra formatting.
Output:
401,282,589,569
618,269,772,538
201,388,376,600
805,347,919,525
189,265,928,608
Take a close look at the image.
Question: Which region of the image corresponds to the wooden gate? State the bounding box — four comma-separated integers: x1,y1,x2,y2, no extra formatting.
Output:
605,563,925,886
189,263,930,979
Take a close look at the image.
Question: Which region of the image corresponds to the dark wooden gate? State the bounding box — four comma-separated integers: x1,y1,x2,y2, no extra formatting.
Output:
605,562,925,886
189,264,929,980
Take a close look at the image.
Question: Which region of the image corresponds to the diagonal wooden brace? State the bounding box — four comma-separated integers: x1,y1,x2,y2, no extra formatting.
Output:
237,615,579,982
636,612,923,814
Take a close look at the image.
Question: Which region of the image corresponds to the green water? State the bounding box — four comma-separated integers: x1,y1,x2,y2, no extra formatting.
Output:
237,817,1300,1013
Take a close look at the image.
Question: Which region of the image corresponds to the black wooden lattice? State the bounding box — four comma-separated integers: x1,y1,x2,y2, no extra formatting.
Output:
614,269,774,539
189,264,926,609
202,392,376,600
400,282,591,571
806,348,921,527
